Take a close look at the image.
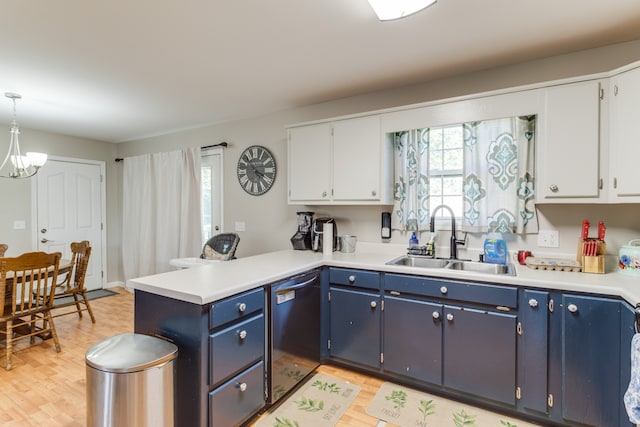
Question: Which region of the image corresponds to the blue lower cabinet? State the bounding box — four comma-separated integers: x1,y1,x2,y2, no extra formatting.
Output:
443,304,517,406
556,294,624,427
383,295,442,384
329,287,381,368
209,361,265,427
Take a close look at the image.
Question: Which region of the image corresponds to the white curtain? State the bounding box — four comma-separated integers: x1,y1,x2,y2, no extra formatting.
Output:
391,129,431,231
462,116,537,234
122,148,202,281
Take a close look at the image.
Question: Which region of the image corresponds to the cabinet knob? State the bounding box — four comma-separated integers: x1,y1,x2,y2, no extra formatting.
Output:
446,313,454,321
237,382,247,392
348,275,356,283
371,190,377,196
568,303,578,313
440,286,448,294
549,184,559,193
370,301,377,308
322,191,327,197
239,330,247,340
238,302,247,313
528,299,538,308
432,311,440,320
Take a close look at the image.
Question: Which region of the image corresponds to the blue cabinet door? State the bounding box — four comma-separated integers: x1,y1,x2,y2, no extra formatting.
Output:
621,302,635,427
383,295,443,385
561,294,621,427
329,287,381,368
443,305,517,405
518,289,550,415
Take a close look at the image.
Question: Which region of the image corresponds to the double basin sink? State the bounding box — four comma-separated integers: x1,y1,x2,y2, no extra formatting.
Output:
386,255,515,276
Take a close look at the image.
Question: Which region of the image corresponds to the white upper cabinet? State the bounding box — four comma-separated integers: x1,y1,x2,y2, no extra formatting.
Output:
538,80,604,201
610,66,640,202
288,123,332,202
287,115,393,205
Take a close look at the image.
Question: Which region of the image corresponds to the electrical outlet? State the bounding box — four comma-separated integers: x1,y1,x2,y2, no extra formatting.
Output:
537,230,559,248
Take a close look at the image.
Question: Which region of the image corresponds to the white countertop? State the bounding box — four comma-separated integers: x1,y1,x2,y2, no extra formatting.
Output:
127,242,640,306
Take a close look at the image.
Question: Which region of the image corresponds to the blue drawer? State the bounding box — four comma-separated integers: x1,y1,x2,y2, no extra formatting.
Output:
329,268,380,290
210,313,264,387
209,361,265,427
210,288,264,329
384,274,517,308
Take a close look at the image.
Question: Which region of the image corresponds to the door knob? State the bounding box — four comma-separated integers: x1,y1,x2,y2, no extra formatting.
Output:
432,311,440,320
446,313,454,321
370,301,377,308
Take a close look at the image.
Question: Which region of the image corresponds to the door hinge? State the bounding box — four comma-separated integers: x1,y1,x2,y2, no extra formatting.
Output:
100,174,103,183
516,386,521,400
548,393,554,408
380,353,384,364
548,299,554,313
327,339,331,350
599,87,605,100
381,300,384,311
599,178,603,190
327,291,331,302
101,271,104,278
517,322,523,336
101,223,104,231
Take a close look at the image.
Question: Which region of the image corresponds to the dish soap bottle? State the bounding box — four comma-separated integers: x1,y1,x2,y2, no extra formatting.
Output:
484,232,507,264
409,232,419,249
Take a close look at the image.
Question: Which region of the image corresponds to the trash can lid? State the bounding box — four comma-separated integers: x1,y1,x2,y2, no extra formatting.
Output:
86,333,178,373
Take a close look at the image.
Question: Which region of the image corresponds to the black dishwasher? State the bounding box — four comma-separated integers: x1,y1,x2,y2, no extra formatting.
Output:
267,269,321,404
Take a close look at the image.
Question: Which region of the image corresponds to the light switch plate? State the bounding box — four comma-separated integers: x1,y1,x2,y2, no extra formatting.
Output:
13,220,26,230
537,230,559,248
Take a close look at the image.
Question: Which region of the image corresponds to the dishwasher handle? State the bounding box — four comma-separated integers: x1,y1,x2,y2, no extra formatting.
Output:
274,276,318,294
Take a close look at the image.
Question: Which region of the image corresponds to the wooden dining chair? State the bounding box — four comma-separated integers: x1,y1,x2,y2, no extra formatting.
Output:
0,251,62,370
50,241,95,323
0,244,7,257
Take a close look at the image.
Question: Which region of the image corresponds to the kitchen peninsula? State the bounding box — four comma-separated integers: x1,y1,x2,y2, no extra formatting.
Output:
129,243,639,427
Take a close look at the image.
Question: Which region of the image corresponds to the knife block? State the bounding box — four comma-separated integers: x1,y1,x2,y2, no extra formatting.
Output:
577,239,606,274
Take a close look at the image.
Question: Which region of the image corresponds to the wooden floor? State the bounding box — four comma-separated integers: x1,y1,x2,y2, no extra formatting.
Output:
0,287,133,427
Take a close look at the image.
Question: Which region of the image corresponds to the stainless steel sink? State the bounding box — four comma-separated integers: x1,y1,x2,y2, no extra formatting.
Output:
386,256,515,276
446,260,514,275
386,256,450,269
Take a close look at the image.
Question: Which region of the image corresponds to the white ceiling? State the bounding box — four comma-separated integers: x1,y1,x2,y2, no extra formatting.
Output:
1,0,640,143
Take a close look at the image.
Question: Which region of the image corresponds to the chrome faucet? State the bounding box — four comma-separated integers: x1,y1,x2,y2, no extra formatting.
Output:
429,204,466,260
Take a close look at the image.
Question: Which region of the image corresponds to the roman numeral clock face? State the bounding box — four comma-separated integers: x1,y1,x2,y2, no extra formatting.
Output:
236,145,277,195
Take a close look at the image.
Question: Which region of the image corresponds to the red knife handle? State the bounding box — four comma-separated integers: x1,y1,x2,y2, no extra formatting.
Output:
581,220,590,240
598,221,606,241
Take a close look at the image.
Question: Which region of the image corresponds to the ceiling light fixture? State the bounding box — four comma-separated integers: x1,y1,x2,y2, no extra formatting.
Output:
368,0,436,21
0,92,47,179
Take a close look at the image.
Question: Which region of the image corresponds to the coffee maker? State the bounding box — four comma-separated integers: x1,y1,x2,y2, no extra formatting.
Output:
311,217,338,252
290,212,314,250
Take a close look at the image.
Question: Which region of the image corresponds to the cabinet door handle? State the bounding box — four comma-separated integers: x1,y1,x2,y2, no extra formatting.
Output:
446,313,454,321
432,311,440,320
370,301,377,309
528,299,538,308
440,286,448,294
549,184,559,193
237,382,247,392
567,303,578,313
239,330,247,340
238,302,247,313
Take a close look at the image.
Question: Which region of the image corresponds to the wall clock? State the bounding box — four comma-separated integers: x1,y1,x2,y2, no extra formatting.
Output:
237,145,277,195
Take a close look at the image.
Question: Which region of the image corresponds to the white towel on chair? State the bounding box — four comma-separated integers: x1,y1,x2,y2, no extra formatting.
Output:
625,333,640,423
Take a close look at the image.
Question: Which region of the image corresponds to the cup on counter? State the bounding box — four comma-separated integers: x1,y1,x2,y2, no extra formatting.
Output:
339,235,357,253
516,250,533,265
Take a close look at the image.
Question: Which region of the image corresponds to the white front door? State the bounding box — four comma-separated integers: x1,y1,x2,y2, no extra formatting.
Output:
35,159,105,290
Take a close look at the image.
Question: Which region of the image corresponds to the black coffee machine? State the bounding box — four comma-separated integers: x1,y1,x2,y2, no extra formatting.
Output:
290,212,314,250
311,217,338,252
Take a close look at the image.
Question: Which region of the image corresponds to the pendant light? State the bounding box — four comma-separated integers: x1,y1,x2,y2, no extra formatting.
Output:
0,92,47,179
368,0,437,21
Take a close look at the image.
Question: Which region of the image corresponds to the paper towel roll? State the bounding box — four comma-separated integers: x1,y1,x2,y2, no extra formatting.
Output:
323,222,333,256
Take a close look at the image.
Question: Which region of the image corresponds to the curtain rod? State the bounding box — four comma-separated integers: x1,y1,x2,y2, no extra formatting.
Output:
115,142,228,162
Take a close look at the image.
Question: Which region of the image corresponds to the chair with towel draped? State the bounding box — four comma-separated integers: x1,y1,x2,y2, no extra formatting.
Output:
0,251,62,370
0,244,7,257
50,241,95,323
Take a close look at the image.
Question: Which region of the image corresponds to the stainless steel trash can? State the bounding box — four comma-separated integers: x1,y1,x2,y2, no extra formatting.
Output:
86,333,178,427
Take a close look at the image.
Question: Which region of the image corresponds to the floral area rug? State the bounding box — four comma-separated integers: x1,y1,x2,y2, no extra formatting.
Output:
256,374,360,427
366,382,541,427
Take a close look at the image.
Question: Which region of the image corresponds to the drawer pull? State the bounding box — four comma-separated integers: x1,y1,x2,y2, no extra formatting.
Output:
348,275,356,283
237,382,247,392
446,313,454,321
238,302,247,313
239,330,247,340
432,311,440,320
370,301,377,309
440,286,448,295
528,298,538,308
568,303,578,313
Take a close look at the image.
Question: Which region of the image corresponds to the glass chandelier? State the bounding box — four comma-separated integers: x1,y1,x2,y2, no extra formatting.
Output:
367,0,437,20
0,92,47,179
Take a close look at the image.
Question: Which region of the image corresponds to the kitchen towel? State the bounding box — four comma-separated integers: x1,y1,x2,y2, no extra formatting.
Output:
624,333,640,423
323,222,333,256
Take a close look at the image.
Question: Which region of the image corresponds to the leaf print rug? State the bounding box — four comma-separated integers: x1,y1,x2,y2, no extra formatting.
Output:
256,374,361,427
366,382,542,427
